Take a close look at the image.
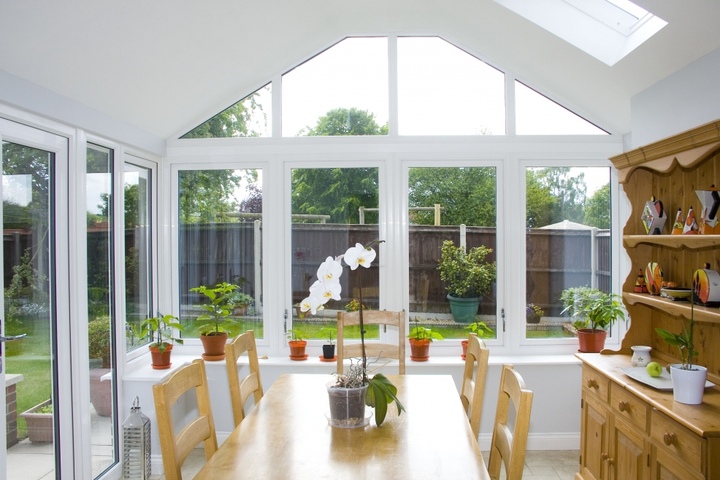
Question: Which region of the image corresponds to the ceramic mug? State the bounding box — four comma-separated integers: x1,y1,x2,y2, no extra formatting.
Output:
631,345,652,367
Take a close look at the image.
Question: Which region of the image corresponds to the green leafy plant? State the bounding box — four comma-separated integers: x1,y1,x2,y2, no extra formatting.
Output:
139,314,184,352
287,327,308,341
408,324,444,341
655,302,697,370
344,298,368,312
319,326,337,345
437,240,496,298
190,282,243,336
560,286,625,331
88,317,111,368
228,290,254,309
526,303,544,320
465,319,493,338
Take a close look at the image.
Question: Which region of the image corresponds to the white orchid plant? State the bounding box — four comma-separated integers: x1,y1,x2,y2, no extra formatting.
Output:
299,240,404,426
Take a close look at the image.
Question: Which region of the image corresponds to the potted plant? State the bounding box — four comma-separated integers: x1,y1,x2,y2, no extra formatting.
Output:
299,241,404,427
560,286,625,353
228,290,254,316
139,314,184,369
20,399,53,443
319,326,337,361
407,323,444,361
88,317,112,416
526,303,544,324
437,240,496,324
461,319,492,359
190,282,243,361
656,301,707,404
287,328,309,360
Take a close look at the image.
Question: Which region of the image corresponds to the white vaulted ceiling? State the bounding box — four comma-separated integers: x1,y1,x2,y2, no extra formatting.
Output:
1,0,719,140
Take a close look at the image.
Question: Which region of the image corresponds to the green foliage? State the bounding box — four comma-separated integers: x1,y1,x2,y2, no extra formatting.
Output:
299,107,388,137
656,303,697,370
408,167,497,226
319,326,337,345
526,167,589,228
88,317,111,368
366,373,405,426
139,314,184,352
5,249,49,325
178,170,243,223
287,328,308,341
583,184,611,229
408,325,444,341
181,92,266,138
437,240,496,298
227,290,254,308
190,282,243,336
344,299,368,312
560,286,625,331
291,167,378,224
465,320,493,338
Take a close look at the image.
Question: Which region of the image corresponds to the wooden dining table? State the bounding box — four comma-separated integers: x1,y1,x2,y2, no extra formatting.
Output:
195,373,490,479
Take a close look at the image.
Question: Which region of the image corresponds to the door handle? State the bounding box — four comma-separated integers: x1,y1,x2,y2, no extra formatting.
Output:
0,333,27,342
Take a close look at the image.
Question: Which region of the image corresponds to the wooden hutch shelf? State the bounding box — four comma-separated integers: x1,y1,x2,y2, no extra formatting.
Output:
622,292,720,325
623,234,720,249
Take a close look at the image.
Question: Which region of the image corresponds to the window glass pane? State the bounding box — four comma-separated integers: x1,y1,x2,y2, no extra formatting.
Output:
408,167,498,341
182,84,272,138
124,162,153,351
283,37,388,137
398,37,505,135
291,167,379,341
516,81,608,135
178,169,263,338
86,144,118,477
525,167,611,339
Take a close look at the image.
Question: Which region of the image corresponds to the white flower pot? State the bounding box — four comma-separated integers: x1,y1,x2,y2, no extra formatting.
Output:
670,364,708,405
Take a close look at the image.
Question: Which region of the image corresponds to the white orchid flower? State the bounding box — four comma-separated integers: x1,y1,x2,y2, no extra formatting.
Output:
343,243,376,270
309,279,341,302
317,256,343,283
299,295,326,315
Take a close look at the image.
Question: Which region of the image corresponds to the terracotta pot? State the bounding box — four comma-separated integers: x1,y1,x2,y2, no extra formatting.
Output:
409,338,431,361
461,339,468,360
200,332,229,361
149,344,173,370
577,329,607,353
289,340,308,360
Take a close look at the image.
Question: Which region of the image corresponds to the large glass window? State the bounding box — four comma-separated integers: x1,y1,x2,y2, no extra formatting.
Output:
407,166,498,341
177,169,263,337
86,144,118,477
525,166,612,340
290,167,380,340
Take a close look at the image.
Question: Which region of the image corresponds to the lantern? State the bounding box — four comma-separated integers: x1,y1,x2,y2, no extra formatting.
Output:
122,396,151,479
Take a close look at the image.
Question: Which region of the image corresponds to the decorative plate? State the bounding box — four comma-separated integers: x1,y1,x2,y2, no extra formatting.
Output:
621,367,715,391
660,287,692,301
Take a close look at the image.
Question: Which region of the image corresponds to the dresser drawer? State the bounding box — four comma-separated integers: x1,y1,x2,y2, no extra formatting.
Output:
651,410,704,472
582,366,609,402
610,384,650,433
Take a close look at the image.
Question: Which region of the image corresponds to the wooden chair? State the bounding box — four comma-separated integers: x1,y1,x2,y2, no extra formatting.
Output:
225,330,264,427
152,359,218,480
487,364,534,480
460,333,490,438
337,310,405,375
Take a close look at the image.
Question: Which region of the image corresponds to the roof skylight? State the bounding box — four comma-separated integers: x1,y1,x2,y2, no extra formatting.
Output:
494,0,667,66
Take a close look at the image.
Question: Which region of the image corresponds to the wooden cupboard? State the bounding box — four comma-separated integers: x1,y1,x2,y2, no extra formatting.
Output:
576,120,720,480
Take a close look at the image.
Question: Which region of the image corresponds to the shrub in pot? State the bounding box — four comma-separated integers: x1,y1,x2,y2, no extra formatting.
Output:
287,328,309,360
437,240,496,323
560,286,625,353
407,324,443,361
190,282,243,361
461,320,492,359
139,314,184,369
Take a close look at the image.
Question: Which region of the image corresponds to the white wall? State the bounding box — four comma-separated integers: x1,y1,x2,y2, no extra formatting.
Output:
630,47,720,148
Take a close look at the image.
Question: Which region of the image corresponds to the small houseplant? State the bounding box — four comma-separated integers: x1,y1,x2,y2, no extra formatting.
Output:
287,327,309,360
139,314,184,369
655,300,707,404
299,241,404,427
319,326,337,360
561,286,625,353
526,303,544,324
228,290,254,316
437,240,496,323
190,282,243,360
407,323,443,361
461,319,492,359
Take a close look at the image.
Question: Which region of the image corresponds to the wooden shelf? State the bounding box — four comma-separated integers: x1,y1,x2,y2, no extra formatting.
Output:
623,292,720,324
624,235,720,249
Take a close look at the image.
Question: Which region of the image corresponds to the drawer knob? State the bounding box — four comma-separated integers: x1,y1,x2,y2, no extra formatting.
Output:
587,379,599,389
601,453,614,465
618,401,630,412
663,432,677,446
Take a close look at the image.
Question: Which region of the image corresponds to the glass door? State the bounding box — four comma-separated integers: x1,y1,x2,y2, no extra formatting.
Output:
0,118,72,478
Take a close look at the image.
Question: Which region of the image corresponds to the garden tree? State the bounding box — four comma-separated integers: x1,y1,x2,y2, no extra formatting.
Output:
538,167,587,224
181,92,266,138
583,183,611,229
239,182,262,214
299,107,388,136
178,170,243,223
292,168,378,224
408,167,497,226
525,169,557,228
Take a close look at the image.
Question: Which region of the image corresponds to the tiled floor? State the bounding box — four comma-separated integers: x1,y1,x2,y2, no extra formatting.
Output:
149,449,580,479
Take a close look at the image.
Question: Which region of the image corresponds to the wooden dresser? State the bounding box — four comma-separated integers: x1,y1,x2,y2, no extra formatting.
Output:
576,120,720,480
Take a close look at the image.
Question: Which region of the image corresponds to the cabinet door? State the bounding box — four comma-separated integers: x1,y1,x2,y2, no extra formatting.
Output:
580,394,609,480
651,443,704,480
610,415,648,480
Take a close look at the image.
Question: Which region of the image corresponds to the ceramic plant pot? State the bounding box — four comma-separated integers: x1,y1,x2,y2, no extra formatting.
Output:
288,340,308,360
447,295,481,324
577,329,606,353
149,344,173,370
200,332,229,361
409,338,431,361
670,364,708,405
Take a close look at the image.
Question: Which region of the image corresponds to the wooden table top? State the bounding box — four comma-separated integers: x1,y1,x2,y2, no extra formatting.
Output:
195,373,490,479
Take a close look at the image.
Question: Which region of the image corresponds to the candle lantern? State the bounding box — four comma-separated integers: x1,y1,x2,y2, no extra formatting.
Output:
122,396,151,479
